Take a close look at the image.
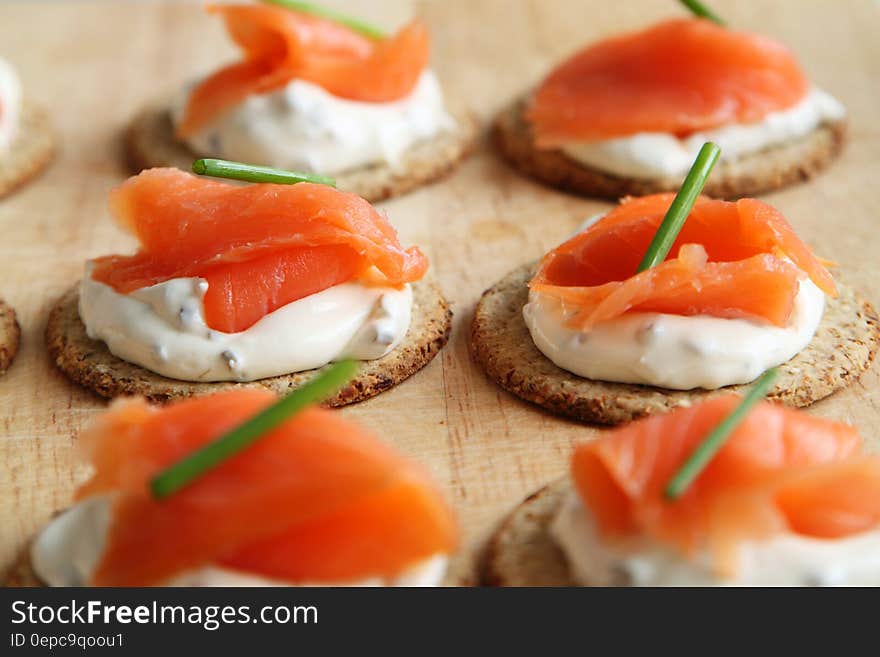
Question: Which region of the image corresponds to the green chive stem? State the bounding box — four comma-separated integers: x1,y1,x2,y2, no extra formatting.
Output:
664,368,778,500
192,159,336,187
636,142,721,273
678,0,725,26
150,360,358,499
260,0,385,39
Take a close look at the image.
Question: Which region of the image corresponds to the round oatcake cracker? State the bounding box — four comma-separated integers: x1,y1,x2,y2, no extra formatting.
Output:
0,299,21,374
471,263,880,425
0,103,55,198
46,281,452,404
124,103,479,203
492,97,847,200
4,546,41,587
483,479,575,586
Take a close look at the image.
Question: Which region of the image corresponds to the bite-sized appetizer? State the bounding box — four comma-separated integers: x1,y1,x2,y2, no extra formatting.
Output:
494,15,846,199
8,385,457,586
527,193,834,390
126,1,477,202
47,164,452,404
0,56,54,198
473,145,878,424
486,394,880,586
0,298,20,374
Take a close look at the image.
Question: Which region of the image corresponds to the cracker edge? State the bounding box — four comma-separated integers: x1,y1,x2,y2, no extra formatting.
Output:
492,97,847,200
46,281,452,405
0,103,55,198
470,263,880,425
123,104,480,203
0,299,21,374
482,479,574,587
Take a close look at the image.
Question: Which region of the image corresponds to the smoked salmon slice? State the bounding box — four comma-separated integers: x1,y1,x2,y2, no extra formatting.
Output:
76,390,457,586
571,396,875,576
177,3,430,138
90,168,428,333
528,18,809,147
530,193,835,330
775,459,880,539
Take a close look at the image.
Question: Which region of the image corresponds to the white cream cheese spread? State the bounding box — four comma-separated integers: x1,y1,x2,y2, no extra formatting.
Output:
560,88,846,179
0,57,22,152
551,491,880,586
523,276,825,390
79,267,413,382
172,71,455,175
32,496,448,587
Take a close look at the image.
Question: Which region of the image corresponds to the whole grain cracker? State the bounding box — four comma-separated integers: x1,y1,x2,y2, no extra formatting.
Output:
0,103,55,198
3,547,40,587
47,281,451,404
0,299,20,374
471,263,880,425
483,479,574,586
124,104,479,203
493,97,847,200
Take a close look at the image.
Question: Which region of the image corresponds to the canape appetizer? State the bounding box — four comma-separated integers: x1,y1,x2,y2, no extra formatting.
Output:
126,1,477,202
47,162,451,404
494,7,846,199
0,298,20,374
7,369,458,586
485,385,880,586
0,56,54,198
472,144,878,424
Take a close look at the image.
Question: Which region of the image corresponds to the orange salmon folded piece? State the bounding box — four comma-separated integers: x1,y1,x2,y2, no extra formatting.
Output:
774,459,880,539
530,193,835,330
177,3,430,138
76,390,457,586
528,18,809,147
570,396,873,577
89,168,428,333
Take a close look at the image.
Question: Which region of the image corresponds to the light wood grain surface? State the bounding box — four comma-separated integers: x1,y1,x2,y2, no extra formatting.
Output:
1,0,878,585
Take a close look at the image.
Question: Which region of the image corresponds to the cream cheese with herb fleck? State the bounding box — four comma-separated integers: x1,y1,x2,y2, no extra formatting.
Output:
172,71,455,175
551,491,880,586
79,265,412,382
560,88,845,179
523,276,825,390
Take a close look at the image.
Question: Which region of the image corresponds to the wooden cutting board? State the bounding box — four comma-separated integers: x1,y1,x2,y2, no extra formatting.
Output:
1,0,878,585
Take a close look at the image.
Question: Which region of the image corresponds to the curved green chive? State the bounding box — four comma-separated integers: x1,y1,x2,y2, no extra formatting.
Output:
192,159,336,187
260,0,385,39
636,141,721,273
150,359,359,500
678,0,726,26
664,368,778,500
